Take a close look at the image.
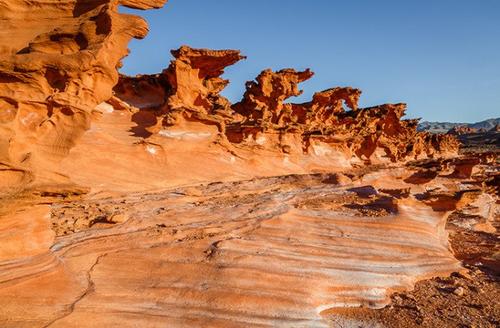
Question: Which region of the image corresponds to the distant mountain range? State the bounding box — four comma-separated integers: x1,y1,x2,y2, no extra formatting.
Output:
417,118,500,133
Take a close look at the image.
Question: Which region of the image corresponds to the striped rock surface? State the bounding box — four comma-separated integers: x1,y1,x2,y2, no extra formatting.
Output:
0,172,461,327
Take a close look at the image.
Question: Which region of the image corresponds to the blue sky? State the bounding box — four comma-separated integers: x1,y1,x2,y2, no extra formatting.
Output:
120,0,500,123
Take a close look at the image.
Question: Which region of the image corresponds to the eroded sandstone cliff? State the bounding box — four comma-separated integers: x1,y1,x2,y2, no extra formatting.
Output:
0,0,166,193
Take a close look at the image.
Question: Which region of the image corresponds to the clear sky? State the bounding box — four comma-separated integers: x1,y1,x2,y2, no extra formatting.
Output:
120,0,500,123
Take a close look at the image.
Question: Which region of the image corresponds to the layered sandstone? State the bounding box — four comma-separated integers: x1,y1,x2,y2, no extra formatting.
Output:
3,152,497,327
0,0,167,193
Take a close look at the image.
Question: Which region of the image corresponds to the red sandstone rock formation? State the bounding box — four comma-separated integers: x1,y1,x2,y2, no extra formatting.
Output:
231,69,363,131
229,69,458,161
113,63,458,163
0,0,167,192
162,46,245,128
296,87,362,128
232,68,314,126
112,46,246,135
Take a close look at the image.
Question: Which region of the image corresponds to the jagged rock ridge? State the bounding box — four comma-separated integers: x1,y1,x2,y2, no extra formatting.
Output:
114,45,458,165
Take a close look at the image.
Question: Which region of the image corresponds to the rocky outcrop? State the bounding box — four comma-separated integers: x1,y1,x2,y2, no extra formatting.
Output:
0,0,167,192
114,62,459,163
232,68,315,126
297,87,362,128
229,68,458,161
112,46,246,137
233,70,361,132
162,46,245,129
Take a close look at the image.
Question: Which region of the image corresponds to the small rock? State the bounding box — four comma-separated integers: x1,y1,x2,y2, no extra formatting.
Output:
453,286,465,296
393,295,403,304
110,213,128,223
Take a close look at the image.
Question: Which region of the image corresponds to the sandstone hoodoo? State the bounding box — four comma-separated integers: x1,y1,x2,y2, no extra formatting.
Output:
0,1,498,328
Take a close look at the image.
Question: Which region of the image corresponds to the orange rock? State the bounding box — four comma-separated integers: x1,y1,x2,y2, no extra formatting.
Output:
230,68,458,161
163,46,245,127
233,68,314,126
298,87,362,129
165,46,245,112
113,46,246,133
0,0,168,192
